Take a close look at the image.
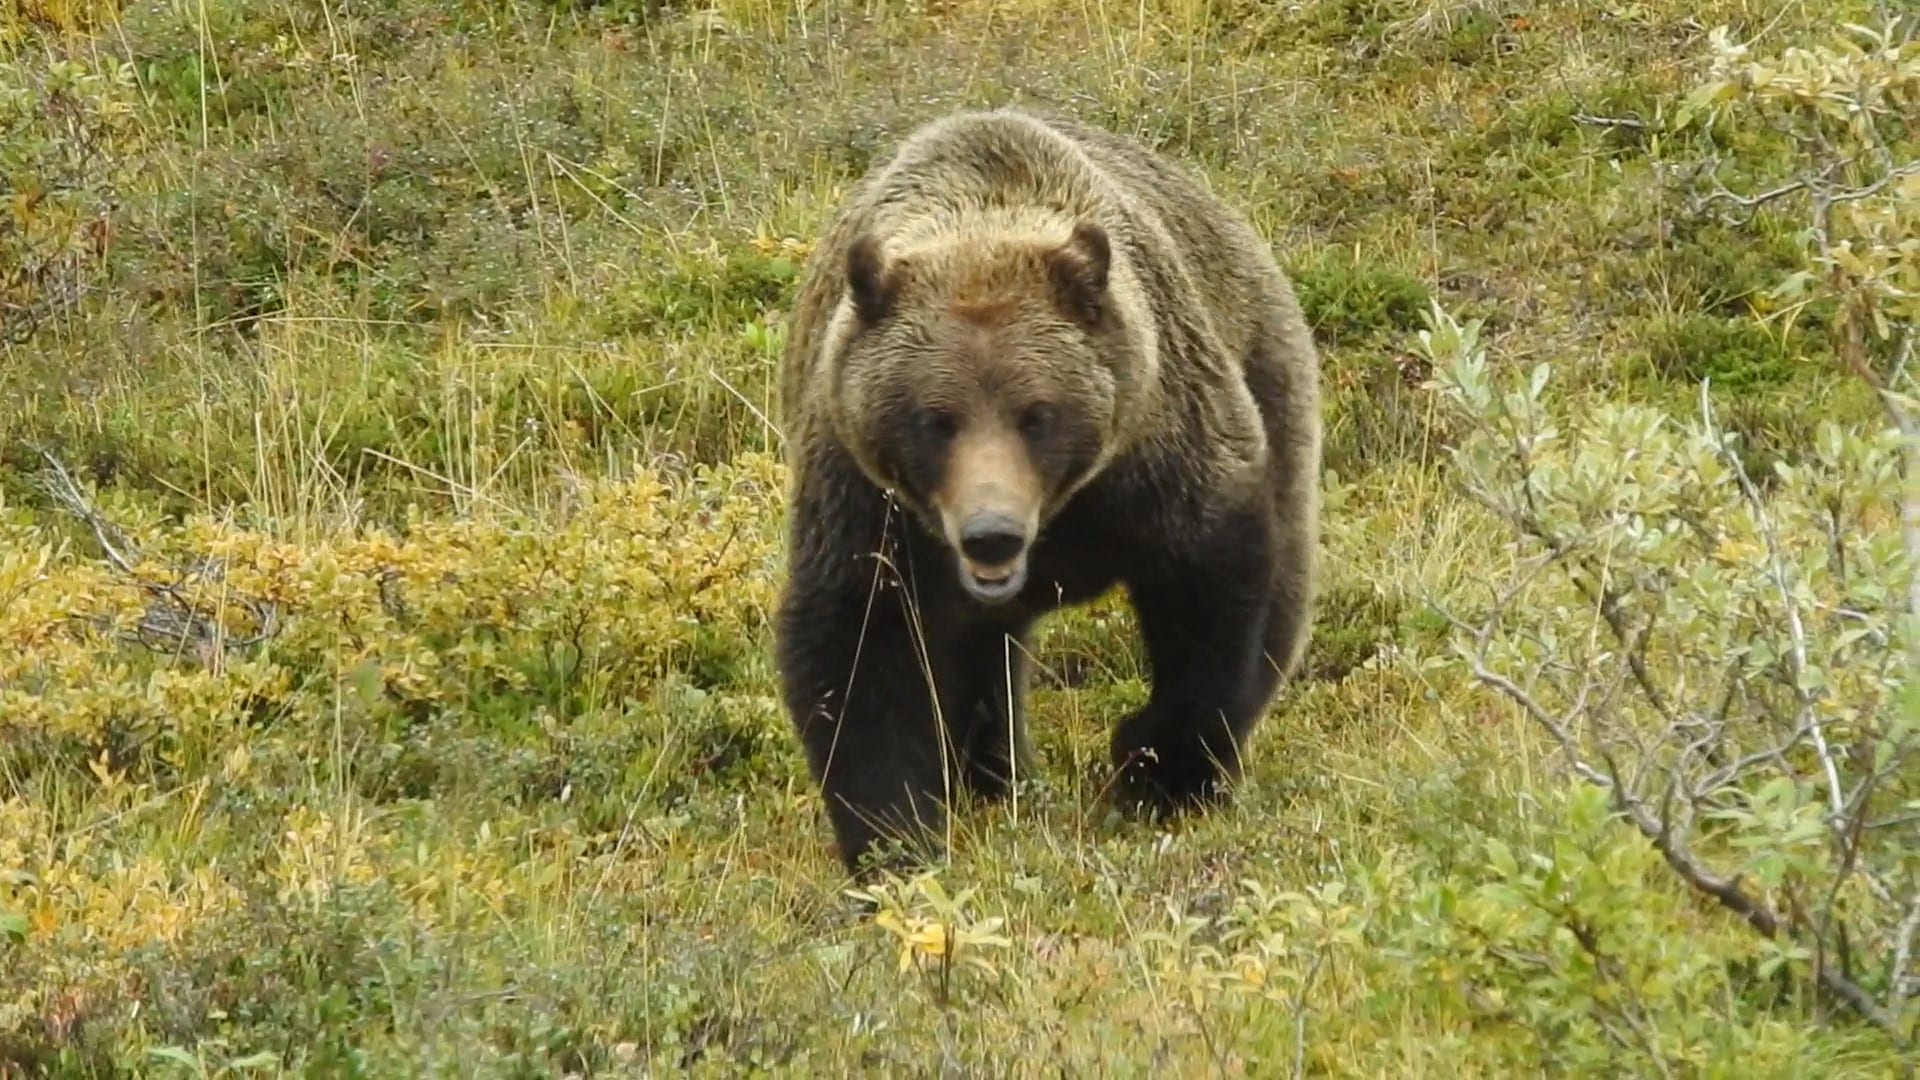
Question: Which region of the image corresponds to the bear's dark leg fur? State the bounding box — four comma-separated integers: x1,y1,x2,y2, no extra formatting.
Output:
781,577,1033,874
1110,503,1278,811
778,571,959,876
953,625,1035,801
775,458,976,876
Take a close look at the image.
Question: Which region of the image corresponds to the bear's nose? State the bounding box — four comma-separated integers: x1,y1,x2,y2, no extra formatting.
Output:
959,514,1028,567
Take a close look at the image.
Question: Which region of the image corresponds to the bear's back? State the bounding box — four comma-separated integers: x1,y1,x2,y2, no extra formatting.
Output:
868,109,1289,366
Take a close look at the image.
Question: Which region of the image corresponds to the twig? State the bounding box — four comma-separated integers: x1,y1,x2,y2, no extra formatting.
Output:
31,446,281,654
1452,646,1612,790
1697,384,1847,827
34,446,139,574
1571,112,1648,130
1691,172,1818,214
1684,157,1918,229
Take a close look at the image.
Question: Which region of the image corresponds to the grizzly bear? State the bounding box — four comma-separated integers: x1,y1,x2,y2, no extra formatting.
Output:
774,107,1321,876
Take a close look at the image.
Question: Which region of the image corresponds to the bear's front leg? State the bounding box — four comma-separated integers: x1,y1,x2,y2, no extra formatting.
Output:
1110,508,1278,813
776,563,972,877
953,624,1036,802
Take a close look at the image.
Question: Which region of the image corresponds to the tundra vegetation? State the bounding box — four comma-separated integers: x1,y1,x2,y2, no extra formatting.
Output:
0,0,1914,1074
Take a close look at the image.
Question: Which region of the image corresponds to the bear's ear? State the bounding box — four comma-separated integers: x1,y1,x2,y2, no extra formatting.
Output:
1045,221,1111,326
845,233,899,325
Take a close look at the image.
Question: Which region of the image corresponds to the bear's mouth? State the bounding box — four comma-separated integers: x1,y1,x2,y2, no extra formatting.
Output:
959,556,1028,604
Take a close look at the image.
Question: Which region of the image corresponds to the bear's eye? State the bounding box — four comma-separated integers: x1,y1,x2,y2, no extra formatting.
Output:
917,409,958,441
1018,403,1053,439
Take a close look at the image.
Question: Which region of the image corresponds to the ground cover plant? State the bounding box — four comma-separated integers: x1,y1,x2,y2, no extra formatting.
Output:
1,0,1915,1074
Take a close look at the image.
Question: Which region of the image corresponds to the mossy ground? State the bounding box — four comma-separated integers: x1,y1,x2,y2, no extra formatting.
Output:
0,0,1904,1075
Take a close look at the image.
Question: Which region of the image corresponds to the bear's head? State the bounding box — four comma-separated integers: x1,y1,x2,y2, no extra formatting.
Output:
824,219,1150,604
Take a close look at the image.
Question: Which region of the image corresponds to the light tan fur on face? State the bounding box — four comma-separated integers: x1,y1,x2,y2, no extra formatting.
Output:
934,418,1042,574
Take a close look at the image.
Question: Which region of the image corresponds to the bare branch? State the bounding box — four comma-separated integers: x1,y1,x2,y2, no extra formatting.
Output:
1698,383,1848,827
1571,112,1648,131
1455,650,1614,790
1688,171,1819,219
34,444,139,574
30,447,282,656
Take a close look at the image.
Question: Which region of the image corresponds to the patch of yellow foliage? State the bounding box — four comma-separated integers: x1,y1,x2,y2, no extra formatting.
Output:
849,873,1013,980
0,451,788,1010
1,451,786,754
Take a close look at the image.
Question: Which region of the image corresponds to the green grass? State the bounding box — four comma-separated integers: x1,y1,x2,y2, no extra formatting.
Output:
0,0,1907,1074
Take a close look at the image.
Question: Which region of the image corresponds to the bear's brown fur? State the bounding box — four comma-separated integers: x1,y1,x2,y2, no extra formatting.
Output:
775,107,1321,876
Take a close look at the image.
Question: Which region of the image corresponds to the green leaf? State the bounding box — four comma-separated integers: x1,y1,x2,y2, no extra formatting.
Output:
1528,363,1552,401
147,1045,202,1071
1486,838,1518,878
